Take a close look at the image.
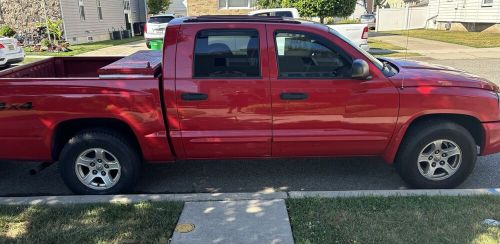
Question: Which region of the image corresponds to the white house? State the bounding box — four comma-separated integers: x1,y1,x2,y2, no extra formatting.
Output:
427,0,500,32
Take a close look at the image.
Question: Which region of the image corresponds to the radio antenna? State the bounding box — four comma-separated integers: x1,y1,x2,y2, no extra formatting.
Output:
401,6,412,90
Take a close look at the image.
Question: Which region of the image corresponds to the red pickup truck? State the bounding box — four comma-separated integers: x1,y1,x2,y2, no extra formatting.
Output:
1,16,500,194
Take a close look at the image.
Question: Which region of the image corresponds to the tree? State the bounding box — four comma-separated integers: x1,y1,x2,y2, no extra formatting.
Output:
256,0,294,9
147,0,171,15
293,0,356,24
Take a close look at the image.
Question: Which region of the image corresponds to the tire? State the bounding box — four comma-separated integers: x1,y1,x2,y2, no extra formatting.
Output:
59,129,141,195
146,41,151,49
395,120,477,189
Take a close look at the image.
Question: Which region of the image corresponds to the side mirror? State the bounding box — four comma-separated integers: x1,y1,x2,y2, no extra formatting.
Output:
352,59,371,80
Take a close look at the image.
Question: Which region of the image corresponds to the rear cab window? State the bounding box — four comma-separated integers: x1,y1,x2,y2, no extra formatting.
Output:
148,16,175,23
193,29,260,78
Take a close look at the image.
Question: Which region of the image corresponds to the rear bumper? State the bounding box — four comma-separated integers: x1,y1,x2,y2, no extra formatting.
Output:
481,121,500,155
0,49,25,66
144,32,164,40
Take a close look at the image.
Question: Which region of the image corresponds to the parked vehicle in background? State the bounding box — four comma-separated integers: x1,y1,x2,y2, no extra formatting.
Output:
144,14,176,48
248,8,300,18
0,37,24,69
249,8,369,51
2,16,499,195
360,14,376,30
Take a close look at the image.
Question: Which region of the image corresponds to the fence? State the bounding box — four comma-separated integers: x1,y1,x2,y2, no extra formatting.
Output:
376,6,429,31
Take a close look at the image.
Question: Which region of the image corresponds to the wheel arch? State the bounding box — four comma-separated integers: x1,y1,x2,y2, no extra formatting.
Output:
51,118,143,161
384,113,484,164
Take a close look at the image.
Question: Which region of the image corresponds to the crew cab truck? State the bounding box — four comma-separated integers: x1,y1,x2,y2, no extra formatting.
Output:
1,16,500,195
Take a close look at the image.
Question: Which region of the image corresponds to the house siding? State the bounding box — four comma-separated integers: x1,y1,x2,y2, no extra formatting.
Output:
187,0,254,16
129,0,146,23
61,0,126,44
428,0,500,23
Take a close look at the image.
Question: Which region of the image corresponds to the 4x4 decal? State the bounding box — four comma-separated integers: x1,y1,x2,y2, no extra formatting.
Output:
0,102,32,110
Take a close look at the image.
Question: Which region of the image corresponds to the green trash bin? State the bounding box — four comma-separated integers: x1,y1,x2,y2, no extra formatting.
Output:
150,40,163,50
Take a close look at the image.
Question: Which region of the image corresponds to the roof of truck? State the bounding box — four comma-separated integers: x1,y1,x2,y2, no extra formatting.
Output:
167,15,330,33
169,15,301,25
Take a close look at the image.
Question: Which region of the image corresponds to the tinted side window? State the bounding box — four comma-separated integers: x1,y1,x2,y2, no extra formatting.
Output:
275,11,293,17
275,32,351,79
194,30,260,78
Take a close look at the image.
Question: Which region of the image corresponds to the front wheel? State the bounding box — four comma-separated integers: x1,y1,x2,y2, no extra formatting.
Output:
59,130,141,195
395,120,477,189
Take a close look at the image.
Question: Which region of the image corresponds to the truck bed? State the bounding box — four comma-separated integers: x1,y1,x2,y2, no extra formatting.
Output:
0,51,173,163
0,56,120,78
0,51,162,79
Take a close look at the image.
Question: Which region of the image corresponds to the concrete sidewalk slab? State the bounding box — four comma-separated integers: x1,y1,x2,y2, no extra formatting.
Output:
171,199,294,244
77,40,148,56
371,35,500,60
289,188,500,198
0,192,287,205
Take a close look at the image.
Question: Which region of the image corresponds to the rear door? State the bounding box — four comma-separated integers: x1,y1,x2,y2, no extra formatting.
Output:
174,23,272,158
266,25,399,157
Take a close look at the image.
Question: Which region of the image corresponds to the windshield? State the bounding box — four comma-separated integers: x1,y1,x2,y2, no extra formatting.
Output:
328,27,397,77
148,16,174,24
360,15,375,21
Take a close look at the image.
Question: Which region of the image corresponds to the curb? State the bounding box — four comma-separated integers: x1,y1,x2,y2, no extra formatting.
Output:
288,188,500,198
0,189,498,205
0,192,287,205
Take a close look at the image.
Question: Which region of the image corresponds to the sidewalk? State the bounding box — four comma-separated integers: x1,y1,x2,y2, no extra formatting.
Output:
2,189,499,243
372,35,500,60
76,40,148,56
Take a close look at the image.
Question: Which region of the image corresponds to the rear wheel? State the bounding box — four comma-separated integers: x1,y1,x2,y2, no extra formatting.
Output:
59,130,141,195
395,120,477,189
146,40,151,49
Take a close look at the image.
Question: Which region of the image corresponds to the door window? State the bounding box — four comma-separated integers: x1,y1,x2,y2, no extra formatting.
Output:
194,30,260,78
274,32,351,79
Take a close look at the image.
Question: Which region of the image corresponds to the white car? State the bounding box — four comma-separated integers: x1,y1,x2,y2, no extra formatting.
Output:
144,14,176,48
248,8,300,18
249,8,369,51
0,37,24,68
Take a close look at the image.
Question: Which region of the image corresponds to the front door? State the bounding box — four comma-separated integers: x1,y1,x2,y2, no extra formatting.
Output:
175,24,272,158
266,26,399,157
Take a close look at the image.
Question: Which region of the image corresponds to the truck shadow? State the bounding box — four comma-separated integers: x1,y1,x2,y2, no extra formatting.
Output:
2,154,499,196
137,157,407,194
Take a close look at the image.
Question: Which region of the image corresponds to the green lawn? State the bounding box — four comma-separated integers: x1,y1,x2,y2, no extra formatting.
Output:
369,39,405,50
288,196,500,244
20,57,48,64
25,36,144,57
0,201,183,243
374,52,422,58
368,39,421,58
384,29,500,48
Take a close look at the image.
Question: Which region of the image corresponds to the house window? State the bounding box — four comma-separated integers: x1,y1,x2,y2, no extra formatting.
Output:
78,0,86,20
218,0,256,9
97,0,103,20
124,0,130,10
482,0,493,7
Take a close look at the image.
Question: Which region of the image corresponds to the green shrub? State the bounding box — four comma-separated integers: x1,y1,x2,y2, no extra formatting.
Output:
0,25,16,37
40,38,52,47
